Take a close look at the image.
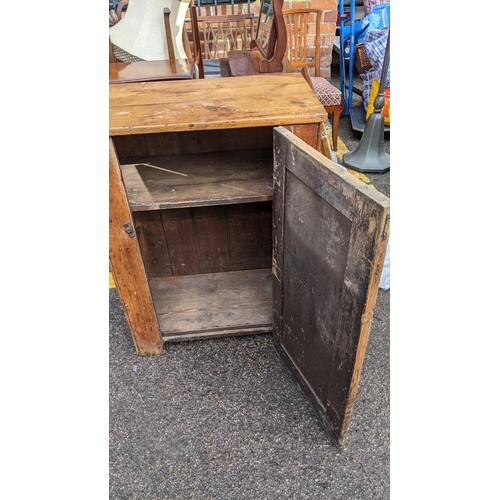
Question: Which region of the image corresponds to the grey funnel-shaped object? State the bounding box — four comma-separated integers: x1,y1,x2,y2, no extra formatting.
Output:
343,29,390,173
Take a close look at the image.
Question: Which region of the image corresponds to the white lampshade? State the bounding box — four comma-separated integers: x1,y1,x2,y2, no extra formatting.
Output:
110,0,191,61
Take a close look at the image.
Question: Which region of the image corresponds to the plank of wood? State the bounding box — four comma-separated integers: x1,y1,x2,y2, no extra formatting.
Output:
109,73,327,136
226,202,274,271
120,148,273,211
160,209,201,276
219,126,273,151
117,127,274,160
272,126,390,449
112,135,149,159
109,139,164,355
135,203,272,278
193,206,230,274
133,210,172,278
145,132,182,157
180,130,221,155
149,269,272,338
227,204,261,271
258,201,273,267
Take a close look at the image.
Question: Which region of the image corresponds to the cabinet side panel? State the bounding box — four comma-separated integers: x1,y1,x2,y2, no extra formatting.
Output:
161,209,201,276
284,124,320,149
193,206,230,274
109,138,164,355
133,211,173,278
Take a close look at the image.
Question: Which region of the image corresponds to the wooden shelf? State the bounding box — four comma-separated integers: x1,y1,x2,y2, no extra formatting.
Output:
121,148,273,211
150,269,272,341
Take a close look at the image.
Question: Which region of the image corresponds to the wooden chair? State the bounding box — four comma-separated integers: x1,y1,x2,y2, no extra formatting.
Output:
190,5,255,78
283,8,342,151
190,6,205,78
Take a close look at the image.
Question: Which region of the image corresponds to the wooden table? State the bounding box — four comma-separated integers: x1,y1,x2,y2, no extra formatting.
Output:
109,59,196,83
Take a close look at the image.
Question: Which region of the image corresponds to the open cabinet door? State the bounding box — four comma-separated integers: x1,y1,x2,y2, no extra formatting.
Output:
272,127,390,449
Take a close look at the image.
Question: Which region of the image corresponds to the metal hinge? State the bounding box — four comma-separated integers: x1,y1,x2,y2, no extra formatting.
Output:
123,222,136,238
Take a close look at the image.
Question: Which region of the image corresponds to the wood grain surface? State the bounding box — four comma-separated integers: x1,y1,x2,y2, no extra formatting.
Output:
109,139,164,355
121,149,273,210
272,127,390,448
150,269,273,339
109,73,326,136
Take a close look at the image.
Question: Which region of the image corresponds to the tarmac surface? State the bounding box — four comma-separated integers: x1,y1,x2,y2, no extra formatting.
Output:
109,57,390,499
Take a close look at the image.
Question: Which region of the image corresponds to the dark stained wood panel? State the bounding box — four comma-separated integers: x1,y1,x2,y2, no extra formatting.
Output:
120,149,273,211
161,209,200,276
133,210,172,278
193,206,230,274
114,127,273,161
145,133,182,157
219,127,273,151
135,203,272,278
258,202,273,267
272,127,390,449
180,130,221,154
113,135,149,159
281,172,351,405
227,204,261,271
150,269,273,340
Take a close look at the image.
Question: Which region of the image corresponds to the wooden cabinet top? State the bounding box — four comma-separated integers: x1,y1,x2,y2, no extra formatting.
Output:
109,73,327,136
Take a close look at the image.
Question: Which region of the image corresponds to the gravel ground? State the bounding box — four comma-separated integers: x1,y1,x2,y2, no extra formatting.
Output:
109,285,390,499
109,53,390,499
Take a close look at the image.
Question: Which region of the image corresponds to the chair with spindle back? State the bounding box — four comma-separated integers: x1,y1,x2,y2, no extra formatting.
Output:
189,3,255,78
283,8,342,151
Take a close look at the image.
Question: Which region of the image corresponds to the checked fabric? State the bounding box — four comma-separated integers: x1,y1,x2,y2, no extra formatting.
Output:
311,77,342,107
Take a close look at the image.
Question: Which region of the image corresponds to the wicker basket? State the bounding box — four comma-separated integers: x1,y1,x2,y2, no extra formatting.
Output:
354,43,372,74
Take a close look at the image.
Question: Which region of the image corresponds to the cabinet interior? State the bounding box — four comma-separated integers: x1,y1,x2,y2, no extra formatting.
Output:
115,126,275,341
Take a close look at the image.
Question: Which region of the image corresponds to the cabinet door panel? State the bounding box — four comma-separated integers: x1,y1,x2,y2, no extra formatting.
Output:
272,127,390,449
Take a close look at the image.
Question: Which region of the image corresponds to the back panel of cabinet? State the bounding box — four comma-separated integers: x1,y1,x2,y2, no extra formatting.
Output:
114,126,275,341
